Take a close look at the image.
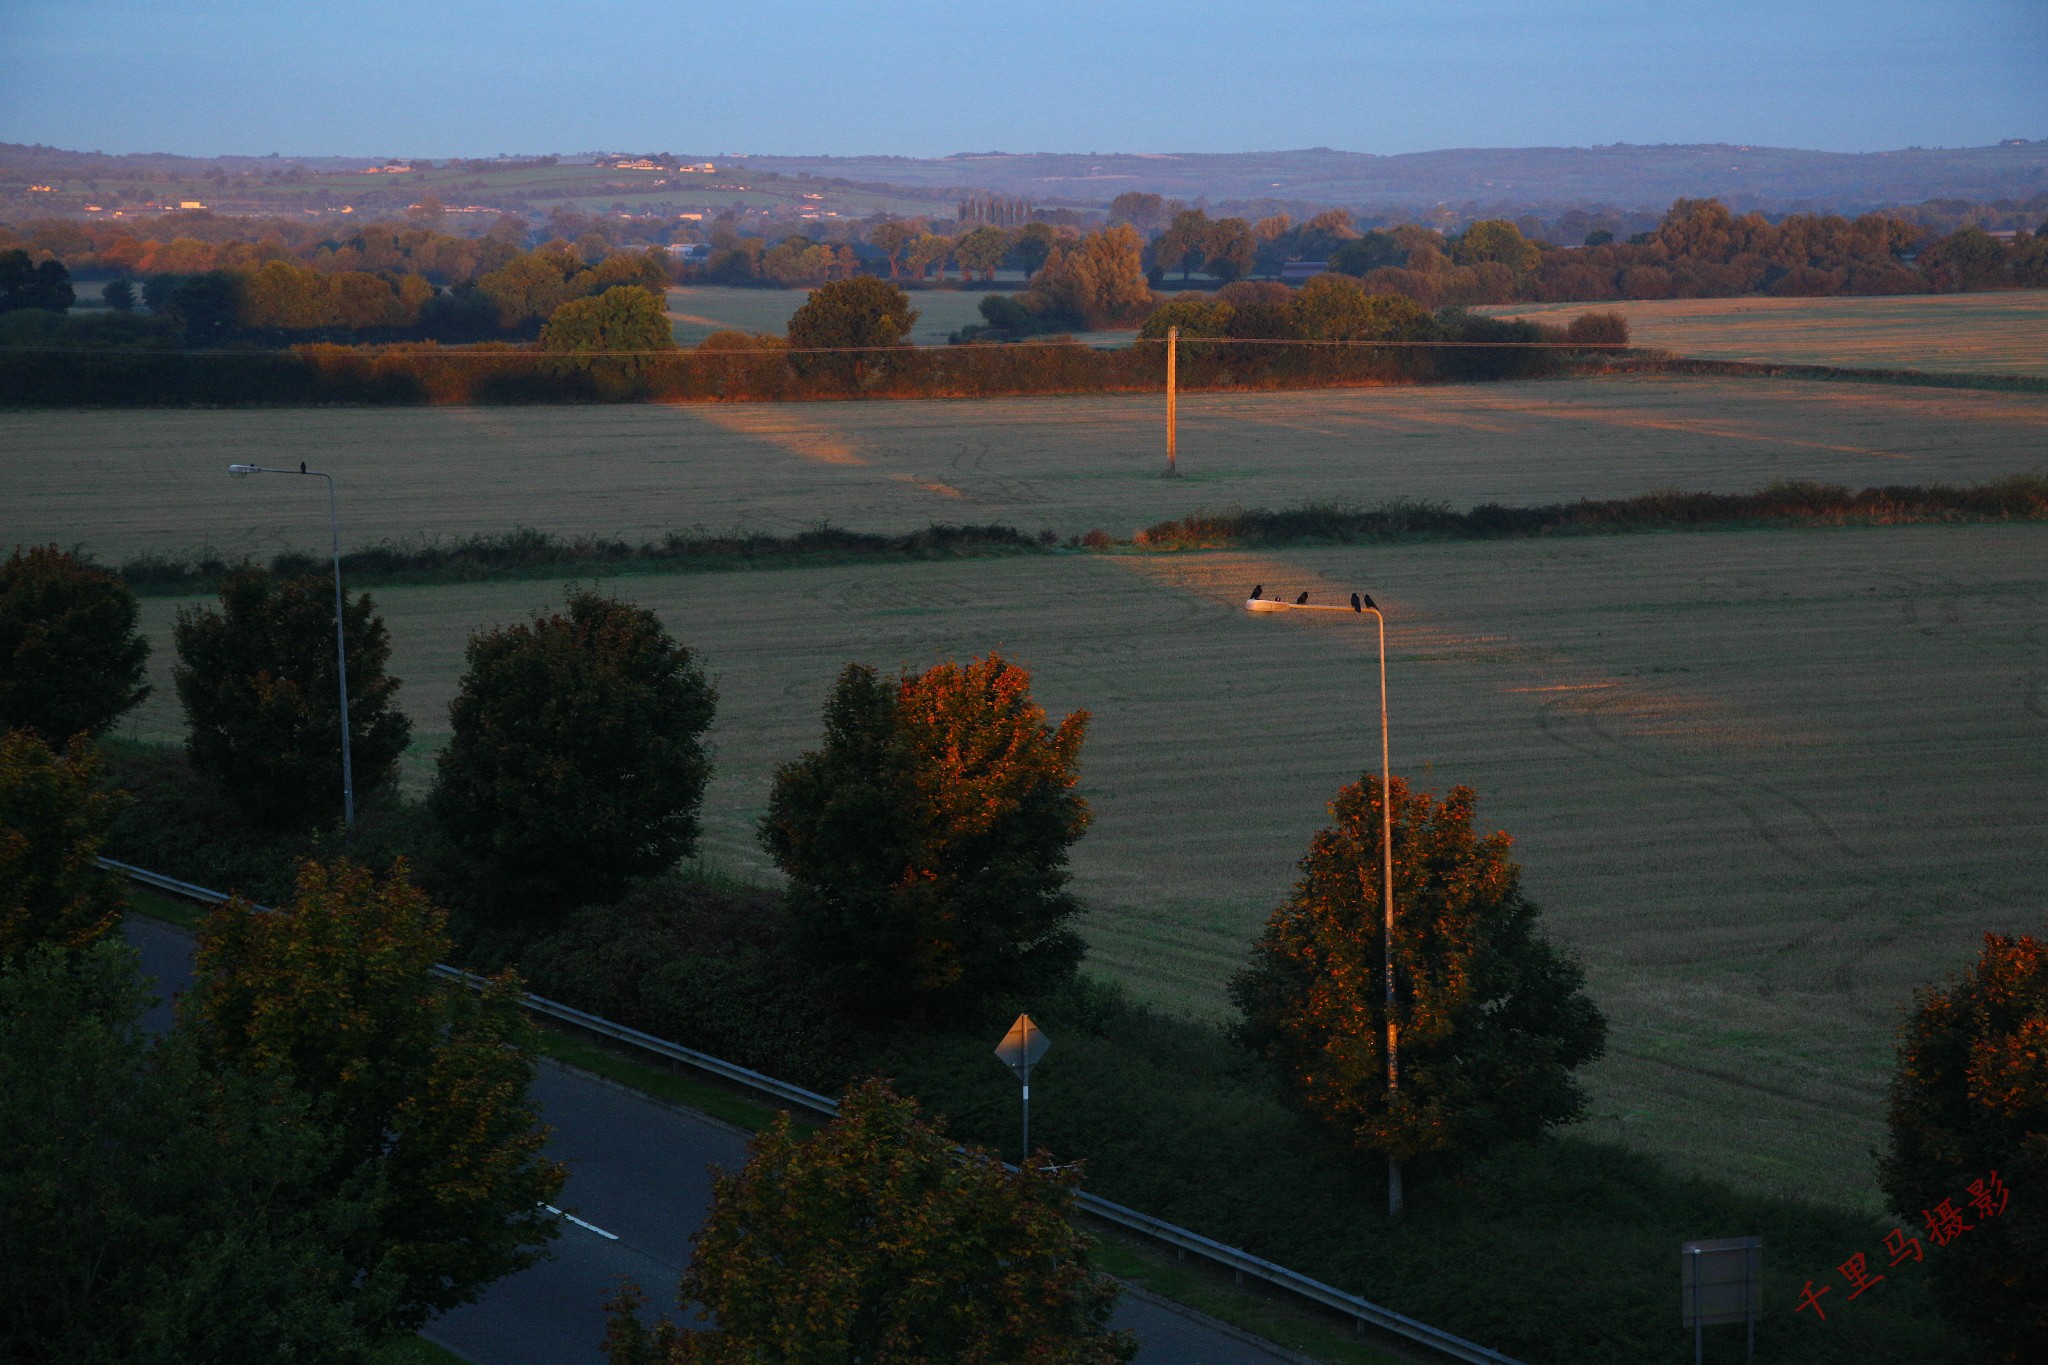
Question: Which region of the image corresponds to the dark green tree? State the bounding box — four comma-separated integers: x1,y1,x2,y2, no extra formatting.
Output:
158,271,243,345
786,275,917,387
0,544,151,743
0,940,369,1364
172,568,411,826
603,1081,1135,1365
186,859,565,1339
103,277,137,311
1329,231,1405,276
0,249,74,312
761,655,1090,1017
1879,926,2047,1360
429,589,716,913
539,284,676,381
0,729,126,961
1231,776,1606,1170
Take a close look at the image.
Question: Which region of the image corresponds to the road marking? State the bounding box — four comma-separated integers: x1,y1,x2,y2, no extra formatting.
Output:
541,1203,620,1240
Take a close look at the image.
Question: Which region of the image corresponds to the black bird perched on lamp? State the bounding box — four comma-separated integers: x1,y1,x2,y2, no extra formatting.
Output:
1351,593,1361,612
1250,585,1263,600
1361,593,1377,610
1295,591,1309,605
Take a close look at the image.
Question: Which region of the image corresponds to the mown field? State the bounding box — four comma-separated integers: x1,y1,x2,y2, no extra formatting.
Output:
1491,289,2048,375
103,521,2048,1213
8,374,2045,566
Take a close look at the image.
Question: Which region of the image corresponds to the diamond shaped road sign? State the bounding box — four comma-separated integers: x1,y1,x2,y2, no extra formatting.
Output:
995,1013,1050,1081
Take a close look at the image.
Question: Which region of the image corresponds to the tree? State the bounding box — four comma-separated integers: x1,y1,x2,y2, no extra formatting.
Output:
761,655,1090,1016
0,544,151,743
1107,191,1168,233
868,219,917,278
540,284,676,378
429,588,717,913
1878,927,2047,1359
1231,776,1606,1169
904,231,955,283
1137,296,1233,340
1201,218,1257,282
1291,274,1430,342
1329,231,1407,277
1028,225,1152,330
186,859,565,1339
602,1080,1135,1365
1,940,370,1364
1011,221,1058,278
103,277,136,311
1152,209,1212,281
173,568,411,826
1563,311,1629,348
1919,227,2010,292
158,270,242,344
0,730,125,960
0,248,75,312
954,224,1013,282
1453,220,1541,280
786,275,917,387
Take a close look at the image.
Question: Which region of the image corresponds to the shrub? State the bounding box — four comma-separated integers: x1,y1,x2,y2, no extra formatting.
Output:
172,568,412,828
1563,311,1630,348
1879,926,2047,1360
0,544,151,743
786,275,917,386
0,730,125,959
762,655,1091,1019
602,1080,1135,1364
1231,776,1606,1173
428,588,716,916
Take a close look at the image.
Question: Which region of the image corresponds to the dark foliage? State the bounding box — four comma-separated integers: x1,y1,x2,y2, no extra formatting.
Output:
0,249,74,312
429,589,716,917
1879,928,2047,1360
0,731,126,959
172,568,411,828
0,544,151,742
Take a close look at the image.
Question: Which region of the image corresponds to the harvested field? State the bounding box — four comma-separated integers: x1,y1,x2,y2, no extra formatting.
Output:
112,522,2048,1212
9,375,2046,566
1491,289,2048,375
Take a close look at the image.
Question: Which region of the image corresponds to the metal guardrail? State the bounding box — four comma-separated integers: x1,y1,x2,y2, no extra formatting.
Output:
106,855,1523,1365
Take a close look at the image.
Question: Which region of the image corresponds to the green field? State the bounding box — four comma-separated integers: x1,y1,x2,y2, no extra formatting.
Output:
14,374,2047,1214
8,375,2044,566
1491,289,2048,375
665,283,1109,346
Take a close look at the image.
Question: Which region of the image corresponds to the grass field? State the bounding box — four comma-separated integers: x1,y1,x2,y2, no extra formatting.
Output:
105,519,2048,1213
8,375,2045,567
665,281,1088,347
1490,289,2048,375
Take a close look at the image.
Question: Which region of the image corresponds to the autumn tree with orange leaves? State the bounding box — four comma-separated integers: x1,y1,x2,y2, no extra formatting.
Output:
762,655,1090,1017
186,858,565,1340
1879,927,2047,1360
602,1080,1135,1365
1231,776,1605,1171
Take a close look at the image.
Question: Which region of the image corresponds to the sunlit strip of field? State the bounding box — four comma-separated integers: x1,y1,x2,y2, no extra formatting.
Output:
111,523,2048,1211
1491,289,2048,375
9,376,2047,566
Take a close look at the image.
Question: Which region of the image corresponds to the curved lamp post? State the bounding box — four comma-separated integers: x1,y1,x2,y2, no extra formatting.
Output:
1245,585,1401,1216
227,462,355,844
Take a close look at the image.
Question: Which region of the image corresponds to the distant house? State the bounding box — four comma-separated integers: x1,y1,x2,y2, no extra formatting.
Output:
1279,260,1329,282
666,243,712,264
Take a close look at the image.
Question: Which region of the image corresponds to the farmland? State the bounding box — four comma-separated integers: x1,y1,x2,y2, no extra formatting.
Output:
11,372,2045,1214
1492,288,2048,375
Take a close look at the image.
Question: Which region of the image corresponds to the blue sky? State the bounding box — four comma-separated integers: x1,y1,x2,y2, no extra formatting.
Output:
5,0,2043,158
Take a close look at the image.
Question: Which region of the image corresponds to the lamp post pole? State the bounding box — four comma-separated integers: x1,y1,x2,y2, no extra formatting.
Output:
1164,325,1178,477
1246,587,1401,1215
228,462,355,845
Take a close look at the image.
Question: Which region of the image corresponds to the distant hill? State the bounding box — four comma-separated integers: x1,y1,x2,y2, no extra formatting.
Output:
730,143,2048,214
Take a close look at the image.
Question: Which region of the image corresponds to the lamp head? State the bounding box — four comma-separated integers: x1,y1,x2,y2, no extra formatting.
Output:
227,463,259,478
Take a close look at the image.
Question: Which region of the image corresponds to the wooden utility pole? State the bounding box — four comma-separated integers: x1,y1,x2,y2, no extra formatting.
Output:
1164,325,1178,476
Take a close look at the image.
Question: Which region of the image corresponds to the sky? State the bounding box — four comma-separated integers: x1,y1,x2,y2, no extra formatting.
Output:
5,0,2044,160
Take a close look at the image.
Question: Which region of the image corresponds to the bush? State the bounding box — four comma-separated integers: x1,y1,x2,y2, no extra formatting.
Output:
0,544,151,743
602,1080,1134,1364
1231,777,1606,1172
0,730,125,959
428,588,716,917
172,568,411,828
1879,926,2047,1360
786,276,917,385
762,656,1091,1019
1564,311,1630,348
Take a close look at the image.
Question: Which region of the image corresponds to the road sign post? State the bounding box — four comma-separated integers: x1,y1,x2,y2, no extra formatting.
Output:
994,1013,1050,1162
1681,1236,1761,1365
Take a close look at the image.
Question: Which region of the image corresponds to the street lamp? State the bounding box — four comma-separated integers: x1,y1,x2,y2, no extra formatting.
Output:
227,461,355,844
1245,584,1402,1216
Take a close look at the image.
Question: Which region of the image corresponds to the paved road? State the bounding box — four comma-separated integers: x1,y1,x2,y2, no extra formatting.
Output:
124,917,1300,1365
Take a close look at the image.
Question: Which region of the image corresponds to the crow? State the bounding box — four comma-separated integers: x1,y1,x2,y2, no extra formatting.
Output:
1250,585,1263,600
1361,593,1378,610
1295,592,1309,605
1351,593,1362,612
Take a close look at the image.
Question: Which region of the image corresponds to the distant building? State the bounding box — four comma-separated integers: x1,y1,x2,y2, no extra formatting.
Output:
1279,259,1329,282
666,243,712,264
177,200,205,209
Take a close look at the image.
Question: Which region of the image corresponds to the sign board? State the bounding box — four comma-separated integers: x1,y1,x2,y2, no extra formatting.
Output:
995,1014,1049,1081
1681,1236,1762,1328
